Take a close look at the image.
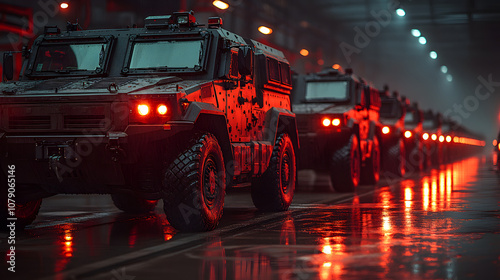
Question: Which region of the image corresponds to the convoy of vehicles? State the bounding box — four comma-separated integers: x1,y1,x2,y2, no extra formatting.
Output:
0,11,486,231
0,12,298,231
292,68,382,192
378,89,406,178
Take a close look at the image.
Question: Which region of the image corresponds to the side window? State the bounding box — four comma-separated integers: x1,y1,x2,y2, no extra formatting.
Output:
230,51,239,78
280,63,291,86
267,58,280,82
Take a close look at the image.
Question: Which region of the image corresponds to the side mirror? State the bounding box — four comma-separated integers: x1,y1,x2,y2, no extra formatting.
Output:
238,46,253,77
3,52,14,81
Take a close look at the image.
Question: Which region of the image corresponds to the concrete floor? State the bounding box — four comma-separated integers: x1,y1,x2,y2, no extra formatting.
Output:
1,155,499,280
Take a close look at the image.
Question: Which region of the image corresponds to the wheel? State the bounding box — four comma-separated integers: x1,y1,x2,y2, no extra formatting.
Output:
330,134,361,192
361,136,380,185
406,141,424,172
162,133,226,232
251,133,296,211
0,197,42,230
385,139,406,177
0,171,42,229
422,144,432,170
111,193,158,214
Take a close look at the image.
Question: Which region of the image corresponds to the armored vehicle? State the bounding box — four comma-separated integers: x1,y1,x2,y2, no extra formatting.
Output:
0,11,299,231
422,110,443,166
378,89,406,177
402,101,427,170
292,68,381,192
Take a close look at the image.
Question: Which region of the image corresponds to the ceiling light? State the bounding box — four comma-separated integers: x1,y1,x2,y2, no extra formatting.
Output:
446,74,453,82
396,8,406,17
411,29,421,37
429,51,437,59
418,36,427,45
258,26,272,35
441,65,448,73
212,1,229,10
300,49,309,56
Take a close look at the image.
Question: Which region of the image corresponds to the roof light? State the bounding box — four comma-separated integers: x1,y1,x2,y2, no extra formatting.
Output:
396,8,406,17
258,26,272,35
453,136,458,143
322,118,331,127
431,134,437,141
430,51,437,59
208,17,223,28
382,126,390,134
411,29,421,37
423,133,429,140
441,65,448,74
446,74,453,82
157,104,168,115
60,2,69,9
212,0,229,10
446,136,452,143
138,104,150,116
332,118,341,126
404,131,412,138
498,144,500,151
332,64,341,70
300,49,309,57
439,135,445,142
419,37,427,45
493,139,498,146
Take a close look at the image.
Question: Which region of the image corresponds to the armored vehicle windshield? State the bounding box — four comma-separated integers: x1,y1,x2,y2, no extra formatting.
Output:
305,80,349,102
128,40,203,70
30,37,112,76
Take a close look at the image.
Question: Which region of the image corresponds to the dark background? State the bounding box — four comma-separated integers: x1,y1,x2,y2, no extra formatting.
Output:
1,0,499,142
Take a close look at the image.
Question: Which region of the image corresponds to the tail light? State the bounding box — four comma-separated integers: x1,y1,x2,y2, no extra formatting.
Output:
446,136,452,143
404,131,412,138
423,133,429,140
431,134,437,141
382,126,390,134
438,135,444,142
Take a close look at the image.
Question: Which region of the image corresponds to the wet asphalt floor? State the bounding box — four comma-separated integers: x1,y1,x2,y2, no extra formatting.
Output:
1,154,499,280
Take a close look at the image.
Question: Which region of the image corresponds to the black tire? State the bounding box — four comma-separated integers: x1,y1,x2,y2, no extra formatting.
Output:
0,198,42,230
251,133,296,211
385,139,406,177
422,144,432,170
1,171,41,229
330,134,361,192
111,193,158,214
162,133,226,232
406,141,424,172
361,136,380,185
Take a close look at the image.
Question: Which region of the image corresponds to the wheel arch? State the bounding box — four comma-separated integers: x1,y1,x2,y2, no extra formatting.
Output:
263,107,299,152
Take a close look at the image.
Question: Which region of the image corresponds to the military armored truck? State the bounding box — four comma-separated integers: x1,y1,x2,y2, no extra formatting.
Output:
0,11,298,231
422,110,443,166
403,101,427,171
378,89,406,177
292,68,381,192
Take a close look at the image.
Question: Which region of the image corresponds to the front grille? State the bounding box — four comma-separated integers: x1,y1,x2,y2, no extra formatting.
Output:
64,115,106,129
9,116,51,130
